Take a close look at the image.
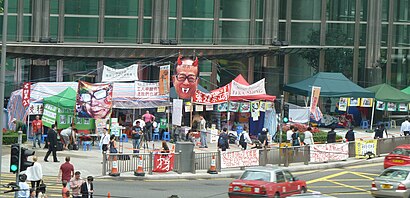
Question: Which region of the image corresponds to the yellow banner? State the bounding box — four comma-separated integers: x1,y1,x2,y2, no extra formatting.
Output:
157,106,166,113
355,140,377,158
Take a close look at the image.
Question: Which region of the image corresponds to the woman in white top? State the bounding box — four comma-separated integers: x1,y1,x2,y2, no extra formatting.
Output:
100,128,110,154
303,127,315,145
26,156,43,196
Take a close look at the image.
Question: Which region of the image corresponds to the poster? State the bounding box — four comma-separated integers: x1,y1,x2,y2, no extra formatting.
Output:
355,140,377,158
76,81,113,119
338,98,348,111
28,103,43,115
387,102,396,111
157,106,166,112
266,102,274,110
153,153,174,172
399,103,408,112
206,105,214,111
172,99,183,126
217,103,228,112
134,81,161,98
22,82,31,107
172,55,199,99
348,98,360,106
185,103,192,112
230,79,266,97
159,65,170,95
310,143,349,163
220,150,259,168
376,101,385,111
229,102,239,112
360,98,373,107
250,101,260,119
42,103,57,128
192,84,230,104
240,102,250,113
102,64,138,82
95,119,109,135
259,101,266,112
310,86,321,121
195,105,203,112
110,118,121,136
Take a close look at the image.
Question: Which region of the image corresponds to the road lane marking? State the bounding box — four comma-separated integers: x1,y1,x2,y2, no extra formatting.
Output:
350,171,375,180
327,180,369,194
307,189,337,198
347,162,383,169
328,178,370,181
308,185,369,188
307,171,348,184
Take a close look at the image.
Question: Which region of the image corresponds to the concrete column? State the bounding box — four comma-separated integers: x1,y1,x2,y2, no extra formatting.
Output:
58,0,65,43
98,0,105,43
161,0,169,40
41,0,50,39
262,0,273,45
318,0,326,72
16,0,24,42
151,0,162,44
137,0,144,44
56,60,64,82
386,0,394,84
249,0,256,45
352,0,361,83
272,0,279,41
31,0,42,42
213,0,220,45
175,0,182,44
365,0,383,86
96,61,104,82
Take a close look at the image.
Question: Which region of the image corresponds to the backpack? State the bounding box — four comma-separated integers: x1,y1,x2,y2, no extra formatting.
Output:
239,133,245,144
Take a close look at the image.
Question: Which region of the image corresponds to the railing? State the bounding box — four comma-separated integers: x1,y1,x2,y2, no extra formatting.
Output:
102,136,410,176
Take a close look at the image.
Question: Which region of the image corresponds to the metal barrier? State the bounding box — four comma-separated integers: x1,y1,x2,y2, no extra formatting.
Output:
194,151,220,171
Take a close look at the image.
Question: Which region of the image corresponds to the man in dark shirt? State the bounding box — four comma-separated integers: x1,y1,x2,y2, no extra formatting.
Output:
132,121,142,150
44,124,59,162
345,126,355,142
327,126,337,143
58,156,75,183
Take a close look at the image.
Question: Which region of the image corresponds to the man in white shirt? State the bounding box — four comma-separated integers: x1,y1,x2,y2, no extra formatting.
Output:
199,116,208,148
99,128,110,154
401,117,410,136
18,174,30,198
286,125,294,143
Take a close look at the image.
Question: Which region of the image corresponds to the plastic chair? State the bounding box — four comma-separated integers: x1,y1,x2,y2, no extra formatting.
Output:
391,120,397,128
120,134,128,143
152,133,160,141
82,141,92,151
162,132,171,141
41,134,48,144
360,120,369,129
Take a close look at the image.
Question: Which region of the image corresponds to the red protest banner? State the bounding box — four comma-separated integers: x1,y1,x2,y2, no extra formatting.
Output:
192,84,230,104
153,153,174,172
22,82,31,107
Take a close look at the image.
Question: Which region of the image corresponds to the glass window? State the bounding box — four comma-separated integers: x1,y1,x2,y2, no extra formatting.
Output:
65,0,99,15
24,0,32,14
143,19,152,43
105,18,138,43
292,0,321,20
391,149,406,155
168,19,176,40
326,23,355,46
393,25,410,47
0,16,17,41
64,17,98,42
359,24,367,46
8,0,17,13
275,172,285,183
381,24,388,47
391,49,410,88
394,0,410,22
105,0,138,16
181,20,213,44
63,60,98,82
240,171,271,182
360,0,367,21
50,0,59,14
220,21,249,45
23,16,32,41
291,23,321,45
326,0,356,21
49,17,58,40
325,49,354,79
255,21,263,45
220,0,250,19
279,0,287,20
256,0,264,19
5,58,16,97
182,0,214,18
144,0,152,16
379,169,409,181
169,0,177,17
381,0,389,22
283,171,294,181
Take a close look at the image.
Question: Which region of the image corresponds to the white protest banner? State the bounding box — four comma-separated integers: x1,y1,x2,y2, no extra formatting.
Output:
28,103,43,115
172,99,183,126
134,81,161,98
230,78,266,96
102,64,139,82
309,143,348,163
220,149,259,168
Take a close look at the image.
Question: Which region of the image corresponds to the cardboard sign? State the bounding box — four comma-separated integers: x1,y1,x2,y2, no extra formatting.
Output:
153,154,174,172
220,149,259,168
355,140,377,158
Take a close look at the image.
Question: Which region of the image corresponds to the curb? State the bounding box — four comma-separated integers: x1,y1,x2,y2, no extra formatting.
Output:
98,156,385,181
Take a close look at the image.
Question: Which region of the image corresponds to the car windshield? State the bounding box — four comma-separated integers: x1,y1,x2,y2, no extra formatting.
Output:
379,169,409,181
391,148,410,156
240,171,271,182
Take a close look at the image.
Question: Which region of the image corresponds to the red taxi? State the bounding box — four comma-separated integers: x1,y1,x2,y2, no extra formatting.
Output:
228,166,307,198
384,144,410,169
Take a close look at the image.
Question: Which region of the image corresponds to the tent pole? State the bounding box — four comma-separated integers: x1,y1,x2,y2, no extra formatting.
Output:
370,100,375,130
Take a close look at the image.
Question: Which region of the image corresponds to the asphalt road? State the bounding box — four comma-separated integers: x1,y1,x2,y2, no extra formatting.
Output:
0,162,384,198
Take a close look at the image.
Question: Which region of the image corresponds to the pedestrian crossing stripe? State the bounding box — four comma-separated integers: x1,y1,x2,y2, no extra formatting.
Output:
1,173,62,197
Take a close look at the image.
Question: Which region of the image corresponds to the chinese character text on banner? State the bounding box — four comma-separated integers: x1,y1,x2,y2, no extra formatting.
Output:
22,82,31,107
310,86,322,121
159,65,170,95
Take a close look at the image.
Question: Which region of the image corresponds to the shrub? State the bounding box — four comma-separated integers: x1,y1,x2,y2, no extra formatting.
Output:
275,131,342,144
3,132,27,145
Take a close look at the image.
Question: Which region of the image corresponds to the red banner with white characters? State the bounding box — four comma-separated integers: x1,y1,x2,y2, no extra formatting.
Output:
153,153,174,172
192,84,230,104
22,82,31,107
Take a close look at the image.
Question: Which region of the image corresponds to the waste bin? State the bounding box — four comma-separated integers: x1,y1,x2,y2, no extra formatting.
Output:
175,142,195,172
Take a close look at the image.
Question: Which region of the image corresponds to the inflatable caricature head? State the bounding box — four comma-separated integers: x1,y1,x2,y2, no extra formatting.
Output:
173,55,199,99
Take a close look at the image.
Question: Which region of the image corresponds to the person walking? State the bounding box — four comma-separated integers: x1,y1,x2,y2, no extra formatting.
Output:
109,135,118,154
345,126,355,142
99,128,110,154
286,125,294,143
132,121,142,150
18,174,30,198
303,127,314,145
62,180,70,198
26,156,43,197
327,126,337,143
199,115,208,148
291,127,301,146
258,128,269,147
374,123,388,139
70,171,83,198
142,110,155,141
80,176,94,198
401,117,410,136
58,156,75,184
32,115,43,149
44,124,59,162
218,128,229,151
239,129,252,150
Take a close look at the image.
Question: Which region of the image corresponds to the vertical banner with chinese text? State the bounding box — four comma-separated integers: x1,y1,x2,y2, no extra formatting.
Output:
159,65,170,95
310,86,322,121
22,82,31,107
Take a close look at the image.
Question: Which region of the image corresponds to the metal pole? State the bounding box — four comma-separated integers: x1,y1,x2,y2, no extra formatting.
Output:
370,100,376,130
278,95,284,166
0,0,9,185
15,131,22,198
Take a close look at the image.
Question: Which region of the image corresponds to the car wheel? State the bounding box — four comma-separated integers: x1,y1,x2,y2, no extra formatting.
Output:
301,187,307,194
274,192,280,198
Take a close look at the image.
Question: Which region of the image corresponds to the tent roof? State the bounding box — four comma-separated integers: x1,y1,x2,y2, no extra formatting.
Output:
229,74,276,101
366,83,410,103
43,87,77,109
283,72,375,98
402,86,410,95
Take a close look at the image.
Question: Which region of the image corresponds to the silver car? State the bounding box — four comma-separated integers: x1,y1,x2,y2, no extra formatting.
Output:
371,166,410,198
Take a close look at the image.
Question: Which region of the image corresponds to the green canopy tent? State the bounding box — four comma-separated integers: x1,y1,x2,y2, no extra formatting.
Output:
366,83,410,129
42,87,95,130
402,86,410,95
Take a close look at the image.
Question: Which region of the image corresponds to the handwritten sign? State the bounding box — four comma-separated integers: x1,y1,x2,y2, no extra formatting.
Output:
153,154,174,172
230,79,265,96
134,81,161,98
221,149,259,168
310,143,348,163
28,103,43,115
192,84,230,104
355,140,377,158
22,82,31,107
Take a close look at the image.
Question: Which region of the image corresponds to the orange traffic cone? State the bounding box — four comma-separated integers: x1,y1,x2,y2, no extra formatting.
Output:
207,155,218,174
171,144,175,153
134,155,145,176
107,192,111,198
109,155,120,177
